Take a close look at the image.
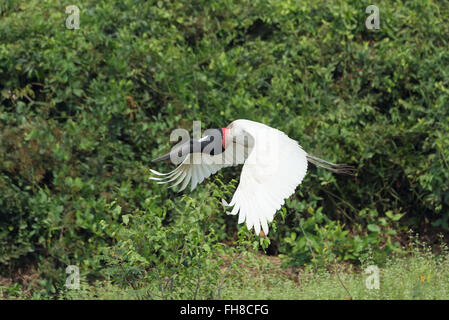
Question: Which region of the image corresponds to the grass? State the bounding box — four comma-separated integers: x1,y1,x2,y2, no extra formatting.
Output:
224,236,449,300
4,242,448,300
2,235,449,300
221,254,449,300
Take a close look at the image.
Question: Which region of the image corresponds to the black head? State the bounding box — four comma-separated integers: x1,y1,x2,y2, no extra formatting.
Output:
152,128,225,163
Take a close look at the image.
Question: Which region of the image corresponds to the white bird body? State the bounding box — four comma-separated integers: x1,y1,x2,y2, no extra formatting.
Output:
150,119,353,235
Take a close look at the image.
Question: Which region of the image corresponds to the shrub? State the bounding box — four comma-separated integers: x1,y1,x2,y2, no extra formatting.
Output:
1,0,448,296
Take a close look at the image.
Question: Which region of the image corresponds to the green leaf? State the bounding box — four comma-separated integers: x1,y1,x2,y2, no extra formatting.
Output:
367,224,381,233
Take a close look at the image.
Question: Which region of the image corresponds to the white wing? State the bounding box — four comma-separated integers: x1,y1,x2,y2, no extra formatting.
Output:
150,141,248,192
224,120,308,235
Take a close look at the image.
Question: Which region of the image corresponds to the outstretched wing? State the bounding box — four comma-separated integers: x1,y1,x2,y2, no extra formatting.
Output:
150,141,248,192
224,120,308,235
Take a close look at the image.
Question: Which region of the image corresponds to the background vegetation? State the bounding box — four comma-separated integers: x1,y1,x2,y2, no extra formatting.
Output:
1,0,448,299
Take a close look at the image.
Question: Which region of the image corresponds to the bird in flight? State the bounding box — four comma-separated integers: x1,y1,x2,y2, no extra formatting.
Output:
150,119,354,236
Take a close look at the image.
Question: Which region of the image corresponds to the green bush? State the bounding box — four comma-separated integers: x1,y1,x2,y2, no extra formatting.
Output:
1,0,449,297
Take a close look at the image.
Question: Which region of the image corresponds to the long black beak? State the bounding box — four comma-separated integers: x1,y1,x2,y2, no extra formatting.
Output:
151,152,171,163
151,128,224,164
151,139,199,164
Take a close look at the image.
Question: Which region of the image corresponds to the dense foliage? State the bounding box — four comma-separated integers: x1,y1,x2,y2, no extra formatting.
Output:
1,0,448,297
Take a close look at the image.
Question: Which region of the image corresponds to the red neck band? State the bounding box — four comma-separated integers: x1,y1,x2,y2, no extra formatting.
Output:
222,127,230,148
